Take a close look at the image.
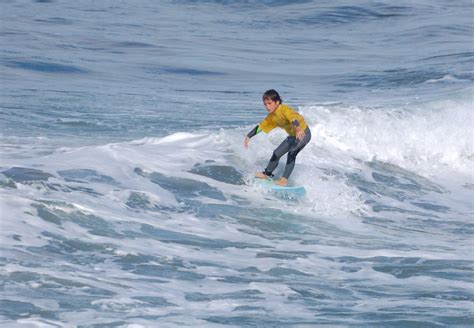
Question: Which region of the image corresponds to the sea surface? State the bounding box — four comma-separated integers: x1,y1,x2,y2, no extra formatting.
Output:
1,0,473,327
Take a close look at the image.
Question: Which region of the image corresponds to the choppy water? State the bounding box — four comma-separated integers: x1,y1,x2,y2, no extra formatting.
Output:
1,0,473,327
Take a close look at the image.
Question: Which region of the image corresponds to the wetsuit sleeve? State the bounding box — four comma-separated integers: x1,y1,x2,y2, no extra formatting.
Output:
246,125,261,138
258,116,277,133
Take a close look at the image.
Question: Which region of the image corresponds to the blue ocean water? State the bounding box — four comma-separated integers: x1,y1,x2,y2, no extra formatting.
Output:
1,0,473,326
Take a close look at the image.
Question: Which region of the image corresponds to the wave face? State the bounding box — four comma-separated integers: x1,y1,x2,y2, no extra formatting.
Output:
1,0,473,326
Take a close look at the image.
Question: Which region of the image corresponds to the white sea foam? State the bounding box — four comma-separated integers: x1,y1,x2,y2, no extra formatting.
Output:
299,94,474,178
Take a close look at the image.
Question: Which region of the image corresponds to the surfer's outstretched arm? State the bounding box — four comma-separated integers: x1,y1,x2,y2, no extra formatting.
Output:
243,125,261,149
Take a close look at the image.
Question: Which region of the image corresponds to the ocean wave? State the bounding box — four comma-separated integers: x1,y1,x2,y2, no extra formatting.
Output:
1,113,472,325
300,92,474,177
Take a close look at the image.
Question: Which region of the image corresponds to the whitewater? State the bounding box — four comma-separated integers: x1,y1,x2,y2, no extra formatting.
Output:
1,0,473,327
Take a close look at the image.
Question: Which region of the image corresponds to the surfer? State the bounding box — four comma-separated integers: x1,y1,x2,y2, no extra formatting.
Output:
243,89,311,186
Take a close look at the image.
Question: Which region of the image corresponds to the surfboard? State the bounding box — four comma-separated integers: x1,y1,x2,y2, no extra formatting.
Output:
255,178,306,197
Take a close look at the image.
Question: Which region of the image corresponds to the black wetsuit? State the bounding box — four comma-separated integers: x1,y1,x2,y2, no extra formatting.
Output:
247,126,311,179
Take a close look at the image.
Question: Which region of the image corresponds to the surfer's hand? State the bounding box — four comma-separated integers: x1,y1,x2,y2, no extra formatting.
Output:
295,127,305,141
243,136,250,149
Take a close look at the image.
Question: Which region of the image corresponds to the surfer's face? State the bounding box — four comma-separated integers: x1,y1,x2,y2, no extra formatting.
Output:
263,99,280,113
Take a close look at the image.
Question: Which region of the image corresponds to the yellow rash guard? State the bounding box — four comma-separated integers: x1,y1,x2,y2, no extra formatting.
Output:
258,104,308,136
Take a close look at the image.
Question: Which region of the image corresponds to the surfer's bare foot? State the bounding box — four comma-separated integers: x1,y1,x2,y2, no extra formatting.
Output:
255,172,268,179
275,177,288,186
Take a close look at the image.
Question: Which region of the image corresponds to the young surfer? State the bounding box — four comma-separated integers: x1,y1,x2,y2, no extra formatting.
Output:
243,89,311,186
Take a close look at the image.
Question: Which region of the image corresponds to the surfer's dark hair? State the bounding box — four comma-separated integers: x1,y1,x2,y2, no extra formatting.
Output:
262,89,282,103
